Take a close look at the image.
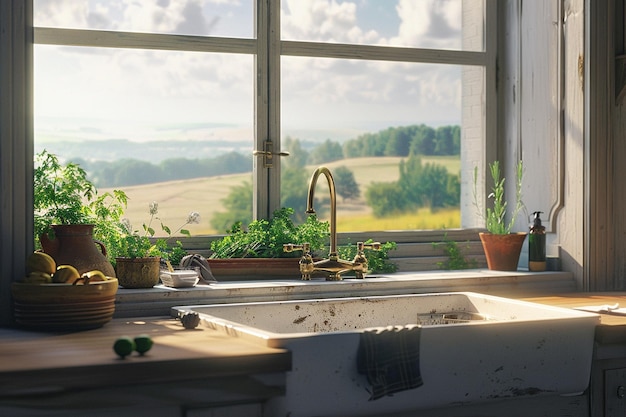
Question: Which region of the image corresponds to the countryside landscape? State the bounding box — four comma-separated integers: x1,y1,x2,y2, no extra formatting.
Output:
37,124,462,236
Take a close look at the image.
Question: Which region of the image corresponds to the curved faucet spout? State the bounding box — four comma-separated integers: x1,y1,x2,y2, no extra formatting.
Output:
307,166,337,258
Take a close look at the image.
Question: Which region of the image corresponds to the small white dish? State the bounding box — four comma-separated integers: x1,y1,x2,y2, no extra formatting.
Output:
160,270,200,288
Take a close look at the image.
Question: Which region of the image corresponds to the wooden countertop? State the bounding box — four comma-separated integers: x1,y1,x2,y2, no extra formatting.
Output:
0,316,291,398
523,293,626,344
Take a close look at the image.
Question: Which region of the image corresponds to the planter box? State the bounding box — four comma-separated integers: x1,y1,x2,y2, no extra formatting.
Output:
207,258,307,281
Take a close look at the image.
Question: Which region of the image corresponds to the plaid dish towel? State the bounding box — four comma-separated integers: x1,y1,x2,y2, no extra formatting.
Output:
356,324,423,400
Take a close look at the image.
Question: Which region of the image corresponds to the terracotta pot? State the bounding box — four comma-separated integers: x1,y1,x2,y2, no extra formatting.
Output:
115,257,161,288
479,232,527,271
40,224,116,277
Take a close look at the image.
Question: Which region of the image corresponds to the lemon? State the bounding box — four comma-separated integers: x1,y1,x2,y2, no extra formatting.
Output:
26,252,56,275
23,271,52,284
52,265,80,283
113,336,135,359
134,334,153,355
81,270,107,283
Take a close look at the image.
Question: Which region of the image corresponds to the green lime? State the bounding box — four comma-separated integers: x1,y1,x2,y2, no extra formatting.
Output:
134,334,153,355
113,336,135,359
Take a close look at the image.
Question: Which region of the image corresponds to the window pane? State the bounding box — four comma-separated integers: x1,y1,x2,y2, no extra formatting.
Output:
281,56,477,233
281,0,484,52
34,45,254,236
34,0,254,39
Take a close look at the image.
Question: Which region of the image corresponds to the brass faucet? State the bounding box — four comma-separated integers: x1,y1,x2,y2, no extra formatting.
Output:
284,166,380,281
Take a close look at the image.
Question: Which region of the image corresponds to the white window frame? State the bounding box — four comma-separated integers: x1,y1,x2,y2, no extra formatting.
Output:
32,0,497,228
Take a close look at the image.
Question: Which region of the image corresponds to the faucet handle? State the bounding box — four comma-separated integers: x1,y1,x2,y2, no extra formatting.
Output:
358,241,381,252
283,243,310,254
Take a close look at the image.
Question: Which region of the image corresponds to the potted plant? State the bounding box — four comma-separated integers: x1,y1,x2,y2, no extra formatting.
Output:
111,202,200,289
34,150,127,277
209,207,397,280
473,160,526,271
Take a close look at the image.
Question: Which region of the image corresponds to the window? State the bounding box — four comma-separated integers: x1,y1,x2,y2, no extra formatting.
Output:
33,0,493,239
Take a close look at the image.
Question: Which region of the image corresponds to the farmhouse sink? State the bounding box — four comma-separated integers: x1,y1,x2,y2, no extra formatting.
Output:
172,292,599,417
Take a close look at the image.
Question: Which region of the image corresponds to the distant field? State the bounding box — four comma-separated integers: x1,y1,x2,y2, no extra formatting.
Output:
104,156,461,236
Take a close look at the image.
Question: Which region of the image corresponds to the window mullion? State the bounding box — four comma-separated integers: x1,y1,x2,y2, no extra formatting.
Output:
254,0,281,220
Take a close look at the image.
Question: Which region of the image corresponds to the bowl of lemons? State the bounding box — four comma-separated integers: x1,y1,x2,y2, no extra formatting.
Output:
11,252,119,330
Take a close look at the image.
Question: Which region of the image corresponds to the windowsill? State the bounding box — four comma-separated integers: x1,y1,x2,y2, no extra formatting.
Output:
114,269,577,318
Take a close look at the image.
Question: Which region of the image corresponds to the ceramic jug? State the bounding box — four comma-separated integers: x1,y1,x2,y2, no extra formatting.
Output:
40,224,116,277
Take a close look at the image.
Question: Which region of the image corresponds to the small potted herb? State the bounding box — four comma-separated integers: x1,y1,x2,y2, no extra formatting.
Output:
112,202,200,288
473,160,526,271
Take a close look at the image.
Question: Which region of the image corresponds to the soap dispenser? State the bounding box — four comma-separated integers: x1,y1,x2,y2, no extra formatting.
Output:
528,211,546,272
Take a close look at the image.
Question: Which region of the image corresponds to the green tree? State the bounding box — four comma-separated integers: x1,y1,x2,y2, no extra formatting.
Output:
397,155,424,207
409,125,436,155
384,126,412,156
333,166,360,201
112,159,165,186
283,136,309,169
434,125,459,155
418,163,450,209
445,172,461,206
310,139,343,164
280,167,309,222
365,182,409,217
210,181,253,233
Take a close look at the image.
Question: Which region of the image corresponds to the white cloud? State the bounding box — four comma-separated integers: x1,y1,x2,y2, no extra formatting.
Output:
282,0,376,44
392,0,462,49
35,0,463,140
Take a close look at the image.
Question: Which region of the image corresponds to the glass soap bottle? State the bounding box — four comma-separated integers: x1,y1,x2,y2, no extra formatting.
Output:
528,211,546,271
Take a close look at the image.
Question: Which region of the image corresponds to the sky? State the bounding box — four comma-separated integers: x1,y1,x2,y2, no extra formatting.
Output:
33,0,470,155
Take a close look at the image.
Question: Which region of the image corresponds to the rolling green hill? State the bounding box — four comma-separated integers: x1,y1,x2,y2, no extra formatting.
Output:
105,156,461,236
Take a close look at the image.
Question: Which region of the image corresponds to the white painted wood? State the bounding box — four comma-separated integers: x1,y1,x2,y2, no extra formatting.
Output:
558,0,586,288
519,0,563,233
35,27,257,54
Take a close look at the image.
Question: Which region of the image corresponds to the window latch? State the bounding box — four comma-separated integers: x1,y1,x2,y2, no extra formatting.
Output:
253,141,289,168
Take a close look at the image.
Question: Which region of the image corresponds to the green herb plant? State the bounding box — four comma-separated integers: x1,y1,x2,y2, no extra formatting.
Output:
210,207,329,258
433,234,477,270
113,201,200,262
34,150,128,248
34,150,197,265
473,160,524,234
338,240,398,274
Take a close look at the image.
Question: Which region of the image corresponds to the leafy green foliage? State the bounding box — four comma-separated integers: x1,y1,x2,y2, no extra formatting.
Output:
343,124,460,158
88,151,251,188
365,154,460,217
338,240,398,274
365,182,407,217
110,202,198,261
34,150,128,248
333,166,360,201
210,207,330,259
433,235,478,270
310,139,343,164
280,167,309,223
210,181,253,233
473,160,524,234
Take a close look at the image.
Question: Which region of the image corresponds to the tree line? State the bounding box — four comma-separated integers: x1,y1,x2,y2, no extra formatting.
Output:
71,124,459,188
72,152,251,188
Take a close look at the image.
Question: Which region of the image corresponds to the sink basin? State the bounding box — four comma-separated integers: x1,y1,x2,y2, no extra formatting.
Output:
173,292,599,416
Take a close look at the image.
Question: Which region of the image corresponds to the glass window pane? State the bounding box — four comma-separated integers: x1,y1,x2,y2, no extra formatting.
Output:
281,56,479,233
34,45,254,236
281,0,484,52
34,0,254,39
